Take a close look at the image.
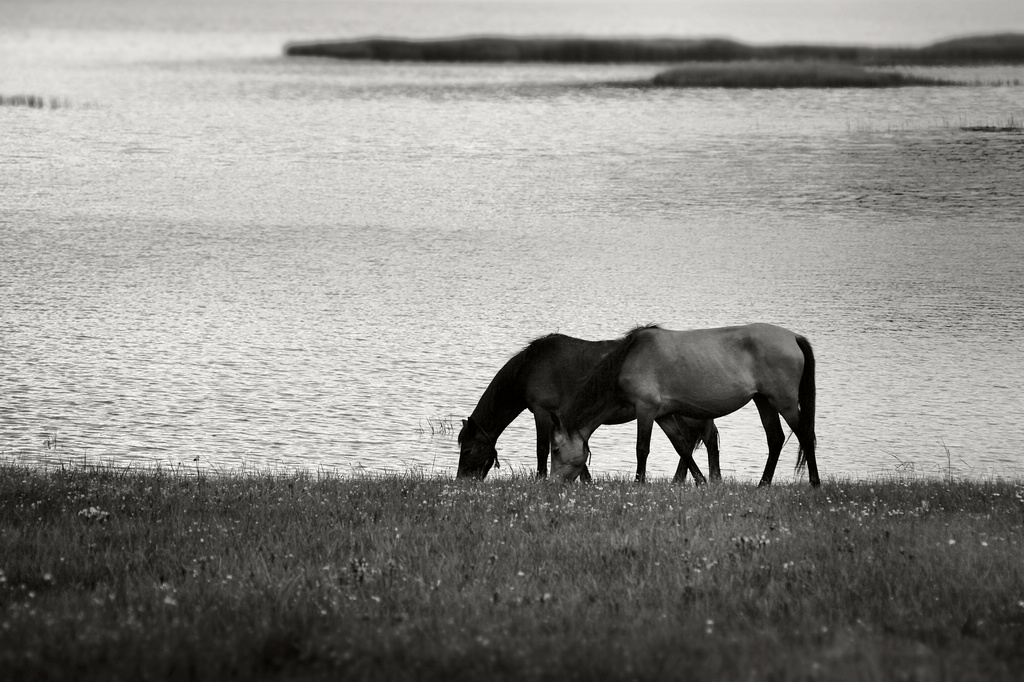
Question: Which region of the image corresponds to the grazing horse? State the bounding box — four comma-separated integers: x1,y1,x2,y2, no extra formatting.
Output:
549,324,819,487
457,333,720,483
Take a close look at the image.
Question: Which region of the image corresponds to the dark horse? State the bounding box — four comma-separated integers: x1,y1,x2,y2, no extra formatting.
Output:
549,324,819,486
457,333,720,483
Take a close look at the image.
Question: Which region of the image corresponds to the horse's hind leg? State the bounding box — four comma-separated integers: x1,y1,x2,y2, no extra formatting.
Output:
658,415,706,487
786,411,819,485
780,408,819,488
753,394,787,487
799,429,818,488
704,420,722,481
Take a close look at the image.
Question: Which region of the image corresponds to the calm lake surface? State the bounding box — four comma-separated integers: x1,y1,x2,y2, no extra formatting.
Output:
3,0,1024,481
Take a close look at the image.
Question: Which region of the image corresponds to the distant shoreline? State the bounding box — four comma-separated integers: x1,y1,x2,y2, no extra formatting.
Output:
285,32,1024,66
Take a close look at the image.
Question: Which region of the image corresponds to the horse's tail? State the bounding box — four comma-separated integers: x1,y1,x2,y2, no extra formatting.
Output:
794,335,816,472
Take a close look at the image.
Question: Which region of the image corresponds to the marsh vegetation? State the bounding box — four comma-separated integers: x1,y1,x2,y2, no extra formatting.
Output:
285,33,1024,66
0,94,69,109
1,463,1021,680
649,61,957,88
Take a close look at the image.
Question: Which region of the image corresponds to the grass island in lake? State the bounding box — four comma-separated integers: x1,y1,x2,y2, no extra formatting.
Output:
284,33,1024,65
284,33,1024,89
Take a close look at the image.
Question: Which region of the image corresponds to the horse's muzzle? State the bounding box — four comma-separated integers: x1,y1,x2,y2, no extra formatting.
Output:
549,462,583,483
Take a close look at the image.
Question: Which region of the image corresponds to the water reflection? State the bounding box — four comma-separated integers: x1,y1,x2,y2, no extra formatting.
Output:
3,54,1023,480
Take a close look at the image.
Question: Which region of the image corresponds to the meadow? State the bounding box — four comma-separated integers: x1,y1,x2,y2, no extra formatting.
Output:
1,462,1022,681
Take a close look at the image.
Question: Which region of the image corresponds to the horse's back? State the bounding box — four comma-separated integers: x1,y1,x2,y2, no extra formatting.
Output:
637,323,796,359
622,324,805,418
649,323,802,358
521,335,615,412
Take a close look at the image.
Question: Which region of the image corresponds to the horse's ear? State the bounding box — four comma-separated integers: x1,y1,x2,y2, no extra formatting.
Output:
550,412,562,432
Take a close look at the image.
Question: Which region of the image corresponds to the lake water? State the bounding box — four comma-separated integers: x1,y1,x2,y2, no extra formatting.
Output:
2,0,1024,481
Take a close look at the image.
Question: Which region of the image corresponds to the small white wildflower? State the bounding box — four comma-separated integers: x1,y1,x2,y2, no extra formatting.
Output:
77,507,110,522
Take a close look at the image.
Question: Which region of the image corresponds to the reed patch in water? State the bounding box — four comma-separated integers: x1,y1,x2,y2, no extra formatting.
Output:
960,113,1023,132
421,414,458,438
0,94,70,109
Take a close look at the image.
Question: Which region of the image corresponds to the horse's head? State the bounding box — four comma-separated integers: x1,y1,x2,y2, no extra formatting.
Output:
549,413,589,482
456,417,498,479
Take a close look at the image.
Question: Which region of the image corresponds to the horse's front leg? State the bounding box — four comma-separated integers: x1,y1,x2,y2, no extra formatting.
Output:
634,413,656,484
534,411,552,479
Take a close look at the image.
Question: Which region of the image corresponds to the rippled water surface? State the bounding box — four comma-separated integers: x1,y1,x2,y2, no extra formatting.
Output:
3,1,1024,480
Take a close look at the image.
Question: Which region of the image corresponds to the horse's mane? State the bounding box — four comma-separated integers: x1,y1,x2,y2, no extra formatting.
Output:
561,324,659,431
468,333,579,427
474,345,529,413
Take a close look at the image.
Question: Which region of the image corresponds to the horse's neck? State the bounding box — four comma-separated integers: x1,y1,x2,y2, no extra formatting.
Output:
568,399,622,440
469,373,527,440
561,340,633,437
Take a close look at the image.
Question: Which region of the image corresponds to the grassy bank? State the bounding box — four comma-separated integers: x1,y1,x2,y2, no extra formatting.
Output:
1,463,1022,680
284,33,1024,65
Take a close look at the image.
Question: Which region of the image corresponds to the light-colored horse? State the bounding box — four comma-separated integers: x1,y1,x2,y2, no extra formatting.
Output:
549,323,818,486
